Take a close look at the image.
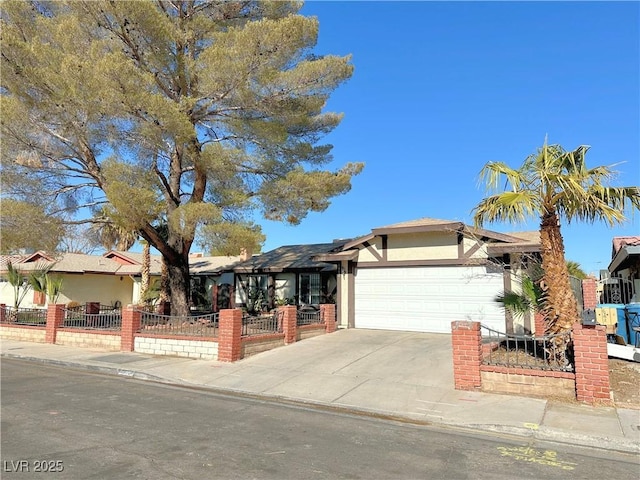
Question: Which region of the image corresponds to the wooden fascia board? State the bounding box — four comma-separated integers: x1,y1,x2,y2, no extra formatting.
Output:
487,244,541,254
342,233,375,250
103,251,139,265
21,251,55,263
233,267,285,274
313,251,359,262
363,241,383,261
371,222,464,236
464,226,524,243
356,258,490,268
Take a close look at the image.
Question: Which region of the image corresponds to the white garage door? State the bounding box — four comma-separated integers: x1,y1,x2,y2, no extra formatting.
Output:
354,266,505,333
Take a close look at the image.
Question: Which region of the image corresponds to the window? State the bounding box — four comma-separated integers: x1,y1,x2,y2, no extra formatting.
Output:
245,275,268,313
299,273,321,305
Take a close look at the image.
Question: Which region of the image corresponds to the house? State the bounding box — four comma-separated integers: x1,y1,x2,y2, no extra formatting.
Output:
0,250,241,310
602,236,640,304
312,218,542,334
222,241,349,313
222,217,541,333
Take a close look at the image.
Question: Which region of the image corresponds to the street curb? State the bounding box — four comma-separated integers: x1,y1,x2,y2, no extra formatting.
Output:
1,352,168,384
3,352,639,456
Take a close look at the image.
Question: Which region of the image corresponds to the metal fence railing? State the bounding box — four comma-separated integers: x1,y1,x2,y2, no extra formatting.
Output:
0,306,47,326
597,277,635,305
138,311,218,337
62,308,122,331
481,325,574,372
296,309,322,326
242,311,281,337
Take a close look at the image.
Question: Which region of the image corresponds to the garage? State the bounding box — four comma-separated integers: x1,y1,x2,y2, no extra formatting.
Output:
354,265,506,333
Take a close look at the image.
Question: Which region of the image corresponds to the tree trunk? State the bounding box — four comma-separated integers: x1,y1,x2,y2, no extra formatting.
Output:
166,256,191,317
539,212,579,334
159,258,170,304
139,242,150,304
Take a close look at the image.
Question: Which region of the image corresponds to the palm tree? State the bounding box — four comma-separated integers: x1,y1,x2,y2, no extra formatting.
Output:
92,217,137,252
566,261,587,280
473,141,639,334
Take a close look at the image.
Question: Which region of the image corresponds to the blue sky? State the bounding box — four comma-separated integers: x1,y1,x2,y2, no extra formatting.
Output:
254,1,640,276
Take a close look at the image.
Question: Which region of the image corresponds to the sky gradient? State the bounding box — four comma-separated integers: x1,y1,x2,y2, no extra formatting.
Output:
253,1,640,276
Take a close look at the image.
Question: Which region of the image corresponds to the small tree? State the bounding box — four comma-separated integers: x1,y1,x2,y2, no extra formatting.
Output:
6,262,30,309
45,275,64,304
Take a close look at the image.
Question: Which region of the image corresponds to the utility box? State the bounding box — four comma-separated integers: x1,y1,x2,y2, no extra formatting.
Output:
595,306,620,334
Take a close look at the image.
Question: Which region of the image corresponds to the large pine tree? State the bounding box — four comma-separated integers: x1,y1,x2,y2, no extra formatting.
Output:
1,1,362,315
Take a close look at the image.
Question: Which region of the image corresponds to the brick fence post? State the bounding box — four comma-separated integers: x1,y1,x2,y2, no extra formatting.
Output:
45,304,65,344
121,305,141,352
321,304,337,333
218,308,243,362
451,321,482,390
572,323,611,405
280,306,297,345
534,312,546,336
582,277,597,310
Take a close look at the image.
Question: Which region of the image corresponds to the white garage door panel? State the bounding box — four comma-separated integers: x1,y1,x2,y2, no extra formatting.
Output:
354,266,505,333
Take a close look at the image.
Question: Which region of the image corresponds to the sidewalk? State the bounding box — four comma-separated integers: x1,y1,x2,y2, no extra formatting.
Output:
2,330,639,455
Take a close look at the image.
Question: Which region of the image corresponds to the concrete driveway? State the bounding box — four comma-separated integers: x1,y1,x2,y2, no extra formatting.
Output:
240,328,454,389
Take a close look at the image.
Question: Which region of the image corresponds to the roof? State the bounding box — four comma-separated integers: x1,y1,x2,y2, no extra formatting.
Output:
608,236,640,273
370,217,464,235
2,252,123,274
0,251,241,276
189,256,242,274
230,241,349,273
343,217,537,250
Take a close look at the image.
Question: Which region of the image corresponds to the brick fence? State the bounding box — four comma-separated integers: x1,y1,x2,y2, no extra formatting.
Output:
1,303,337,362
451,320,611,405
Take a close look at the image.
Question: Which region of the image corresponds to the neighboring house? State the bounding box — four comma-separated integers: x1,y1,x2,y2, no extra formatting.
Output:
223,241,349,313
312,218,541,334
0,251,240,310
602,236,640,304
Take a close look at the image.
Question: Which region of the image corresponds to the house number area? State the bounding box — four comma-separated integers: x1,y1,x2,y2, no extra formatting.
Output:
3,460,64,473
496,446,577,470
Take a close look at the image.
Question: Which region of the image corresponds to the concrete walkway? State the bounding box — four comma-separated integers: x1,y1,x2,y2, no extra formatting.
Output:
2,329,639,455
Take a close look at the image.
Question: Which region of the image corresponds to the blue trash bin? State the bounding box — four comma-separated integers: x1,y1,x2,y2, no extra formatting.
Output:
598,304,628,343
624,304,640,347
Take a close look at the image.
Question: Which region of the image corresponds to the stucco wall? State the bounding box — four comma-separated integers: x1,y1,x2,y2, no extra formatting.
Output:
387,232,459,261
356,237,383,262
58,273,134,307
0,273,133,309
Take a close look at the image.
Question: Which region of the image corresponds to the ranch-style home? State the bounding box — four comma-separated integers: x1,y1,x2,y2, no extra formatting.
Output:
0,250,241,310
313,217,542,334
222,217,542,334
221,241,348,313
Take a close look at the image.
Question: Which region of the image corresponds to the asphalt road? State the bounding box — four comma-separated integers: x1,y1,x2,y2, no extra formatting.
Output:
1,358,638,479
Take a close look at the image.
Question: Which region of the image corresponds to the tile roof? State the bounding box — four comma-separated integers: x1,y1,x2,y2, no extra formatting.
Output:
0,251,241,276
